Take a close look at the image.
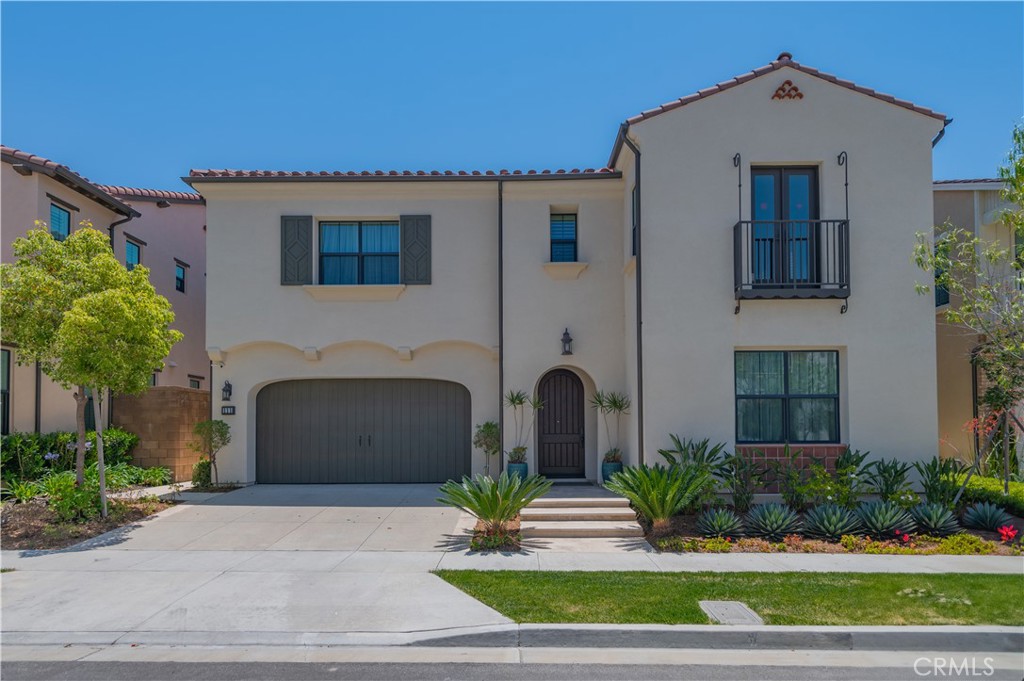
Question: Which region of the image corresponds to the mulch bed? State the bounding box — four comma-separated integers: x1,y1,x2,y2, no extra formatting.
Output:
186,484,242,493
1,497,175,551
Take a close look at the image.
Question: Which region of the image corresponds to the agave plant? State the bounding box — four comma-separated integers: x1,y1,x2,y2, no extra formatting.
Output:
803,503,864,542
962,502,1014,532
696,507,745,538
604,463,710,533
437,472,553,534
855,500,916,537
910,502,961,537
745,503,802,541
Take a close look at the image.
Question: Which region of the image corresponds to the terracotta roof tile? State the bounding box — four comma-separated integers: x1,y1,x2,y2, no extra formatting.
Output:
98,185,203,203
187,167,618,181
933,178,1003,185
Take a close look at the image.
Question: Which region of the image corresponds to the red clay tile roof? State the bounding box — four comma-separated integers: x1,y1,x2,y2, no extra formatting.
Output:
1,145,140,217
933,178,1003,185
99,185,204,203
186,167,619,183
624,52,947,126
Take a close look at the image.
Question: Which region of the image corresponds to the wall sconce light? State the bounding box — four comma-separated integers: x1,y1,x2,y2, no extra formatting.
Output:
222,380,233,402
561,328,574,356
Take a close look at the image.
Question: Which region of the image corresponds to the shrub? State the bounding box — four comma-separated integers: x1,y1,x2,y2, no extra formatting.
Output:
962,502,1014,531
745,503,802,541
8,480,40,504
802,448,872,509
936,533,995,555
438,472,553,534
869,458,917,506
656,536,733,553
910,502,961,537
803,503,863,541
765,445,808,509
604,464,711,533
139,467,171,487
43,474,101,522
93,428,139,467
855,501,916,537
718,452,764,513
192,458,212,487
470,527,520,552
0,428,139,482
696,508,744,538
0,432,45,481
913,456,967,509
958,475,1024,516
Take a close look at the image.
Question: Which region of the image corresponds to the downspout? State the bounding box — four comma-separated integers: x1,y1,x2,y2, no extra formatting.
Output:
107,211,136,430
621,128,645,464
108,213,135,245
34,363,41,433
931,118,953,148
497,179,505,473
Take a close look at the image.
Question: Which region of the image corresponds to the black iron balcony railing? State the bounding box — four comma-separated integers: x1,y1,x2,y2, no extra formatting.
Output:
733,219,850,300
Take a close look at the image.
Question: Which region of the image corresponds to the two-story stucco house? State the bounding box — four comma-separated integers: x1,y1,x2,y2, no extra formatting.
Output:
1,147,207,435
187,53,947,485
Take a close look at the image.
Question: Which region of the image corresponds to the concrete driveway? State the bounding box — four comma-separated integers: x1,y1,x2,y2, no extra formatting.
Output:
1,484,510,646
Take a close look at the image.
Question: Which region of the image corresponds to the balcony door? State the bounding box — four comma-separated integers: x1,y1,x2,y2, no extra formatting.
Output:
751,167,819,285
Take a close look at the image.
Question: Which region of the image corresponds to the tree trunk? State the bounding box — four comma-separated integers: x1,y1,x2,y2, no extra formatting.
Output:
211,452,219,486
73,386,88,486
92,389,108,518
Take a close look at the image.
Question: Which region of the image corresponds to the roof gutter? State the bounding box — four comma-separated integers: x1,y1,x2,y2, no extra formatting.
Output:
1,152,140,219
932,118,954,148
619,124,645,465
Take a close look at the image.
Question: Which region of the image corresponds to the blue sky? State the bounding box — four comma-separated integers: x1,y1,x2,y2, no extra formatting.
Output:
2,2,1021,190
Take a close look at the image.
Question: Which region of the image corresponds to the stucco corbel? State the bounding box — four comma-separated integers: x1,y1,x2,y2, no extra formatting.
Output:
397,346,413,361
207,347,225,365
303,346,320,361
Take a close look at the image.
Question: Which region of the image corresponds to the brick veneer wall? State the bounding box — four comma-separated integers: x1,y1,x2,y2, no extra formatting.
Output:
736,444,849,493
112,387,210,482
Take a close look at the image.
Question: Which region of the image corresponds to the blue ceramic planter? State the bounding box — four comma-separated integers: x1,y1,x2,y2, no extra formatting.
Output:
602,461,623,483
506,462,529,480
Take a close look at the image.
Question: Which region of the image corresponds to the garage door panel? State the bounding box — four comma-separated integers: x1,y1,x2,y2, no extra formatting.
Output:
256,379,470,484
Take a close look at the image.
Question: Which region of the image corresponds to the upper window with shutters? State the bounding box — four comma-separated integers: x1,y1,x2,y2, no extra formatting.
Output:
281,214,431,301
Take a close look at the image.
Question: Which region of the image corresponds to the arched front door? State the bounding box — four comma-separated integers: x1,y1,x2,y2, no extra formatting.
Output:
536,369,585,478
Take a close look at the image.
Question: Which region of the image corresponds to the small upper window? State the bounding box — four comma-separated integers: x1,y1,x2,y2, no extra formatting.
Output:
175,263,187,292
319,221,400,285
126,240,141,271
550,213,578,263
149,372,158,387
50,204,71,241
189,378,201,390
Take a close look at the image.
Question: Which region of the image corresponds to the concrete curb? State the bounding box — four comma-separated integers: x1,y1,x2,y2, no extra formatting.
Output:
5,625,1020,652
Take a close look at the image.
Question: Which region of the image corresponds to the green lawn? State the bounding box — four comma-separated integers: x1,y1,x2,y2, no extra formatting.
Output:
435,571,1024,626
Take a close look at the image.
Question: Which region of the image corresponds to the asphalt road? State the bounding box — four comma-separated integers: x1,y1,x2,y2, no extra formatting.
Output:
5,661,1023,681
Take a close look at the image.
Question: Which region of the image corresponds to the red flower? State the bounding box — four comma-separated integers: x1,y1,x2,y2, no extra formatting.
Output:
997,526,1018,543
902,534,911,543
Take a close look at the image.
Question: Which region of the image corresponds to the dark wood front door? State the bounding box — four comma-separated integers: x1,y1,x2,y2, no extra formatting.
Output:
537,369,585,478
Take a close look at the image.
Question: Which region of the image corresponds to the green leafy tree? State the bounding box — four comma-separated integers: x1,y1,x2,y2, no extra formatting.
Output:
915,124,1024,488
188,420,231,486
1,224,133,485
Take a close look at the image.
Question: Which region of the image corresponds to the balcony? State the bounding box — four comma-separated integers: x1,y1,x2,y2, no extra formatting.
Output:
733,220,850,300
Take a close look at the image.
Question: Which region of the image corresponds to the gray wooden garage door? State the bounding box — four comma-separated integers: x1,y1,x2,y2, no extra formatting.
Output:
256,379,471,483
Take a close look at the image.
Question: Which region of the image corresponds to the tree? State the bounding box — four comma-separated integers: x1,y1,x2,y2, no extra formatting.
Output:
188,420,231,486
1,224,132,485
915,124,1024,490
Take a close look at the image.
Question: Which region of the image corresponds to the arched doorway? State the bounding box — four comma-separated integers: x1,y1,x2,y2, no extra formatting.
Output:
536,369,585,478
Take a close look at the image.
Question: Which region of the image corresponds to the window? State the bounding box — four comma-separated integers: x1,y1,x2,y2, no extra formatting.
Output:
1,349,9,435
175,263,187,292
319,221,400,285
126,240,141,271
189,377,202,390
735,350,839,444
751,167,819,284
149,372,158,387
49,204,71,241
550,213,578,263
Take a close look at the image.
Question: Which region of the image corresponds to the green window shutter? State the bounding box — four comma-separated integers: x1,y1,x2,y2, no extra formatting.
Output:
281,215,313,285
400,215,431,285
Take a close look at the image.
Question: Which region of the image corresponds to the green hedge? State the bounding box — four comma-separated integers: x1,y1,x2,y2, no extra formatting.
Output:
1,428,139,483
960,475,1024,517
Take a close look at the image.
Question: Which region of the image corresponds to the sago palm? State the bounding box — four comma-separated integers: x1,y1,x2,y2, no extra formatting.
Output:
437,472,553,533
604,463,710,533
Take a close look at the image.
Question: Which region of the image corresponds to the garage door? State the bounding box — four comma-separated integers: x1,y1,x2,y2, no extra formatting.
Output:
256,379,471,483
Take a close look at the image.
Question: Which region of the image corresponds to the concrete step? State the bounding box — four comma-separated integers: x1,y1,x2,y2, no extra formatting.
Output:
520,520,645,538
520,507,638,522
527,497,631,509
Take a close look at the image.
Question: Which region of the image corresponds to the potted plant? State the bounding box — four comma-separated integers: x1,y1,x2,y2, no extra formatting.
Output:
504,389,543,480
473,421,500,476
591,390,630,483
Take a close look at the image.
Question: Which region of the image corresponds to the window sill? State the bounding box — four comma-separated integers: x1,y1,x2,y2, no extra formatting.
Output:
623,257,636,277
302,284,406,301
543,262,588,280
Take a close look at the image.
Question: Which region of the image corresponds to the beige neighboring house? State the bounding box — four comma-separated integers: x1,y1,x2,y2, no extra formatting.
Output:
932,178,1017,460
1,146,207,436
187,52,947,485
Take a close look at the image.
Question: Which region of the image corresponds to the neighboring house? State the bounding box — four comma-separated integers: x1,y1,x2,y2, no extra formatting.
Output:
0,147,207,435
932,179,1017,460
188,52,946,485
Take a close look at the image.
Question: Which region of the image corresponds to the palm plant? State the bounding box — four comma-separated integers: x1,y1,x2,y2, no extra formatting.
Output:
604,463,710,533
590,390,630,459
437,472,553,534
504,390,544,461
803,503,863,541
745,503,802,541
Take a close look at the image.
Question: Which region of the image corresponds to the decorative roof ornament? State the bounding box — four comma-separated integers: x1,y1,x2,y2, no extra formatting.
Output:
772,80,804,100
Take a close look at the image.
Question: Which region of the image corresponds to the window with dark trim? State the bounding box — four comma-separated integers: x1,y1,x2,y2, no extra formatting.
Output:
49,204,71,241
550,213,577,263
175,263,187,292
319,221,400,285
126,240,142,271
189,377,201,389
1,349,10,435
149,372,158,387
735,350,839,444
